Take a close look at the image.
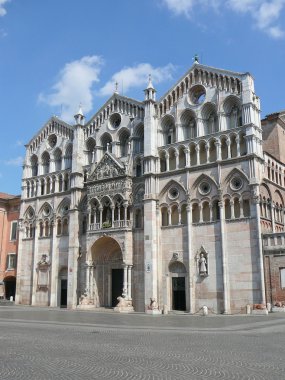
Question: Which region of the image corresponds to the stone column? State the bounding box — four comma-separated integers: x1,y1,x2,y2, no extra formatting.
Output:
219,200,230,314
239,200,244,218
127,265,132,300
31,220,40,306
196,145,200,165
230,200,234,219
236,136,240,157
215,141,221,161
50,218,59,307
99,207,103,228
111,206,115,228
168,208,171,226
175,151,179,169
186,202,194,313
122,264,128,298
252,191,266,304
206,143,209,163
184,148,190,167
226,138,231,159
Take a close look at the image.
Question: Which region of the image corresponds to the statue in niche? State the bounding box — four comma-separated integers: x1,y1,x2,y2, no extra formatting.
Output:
37,254,50,289
199,253,207,276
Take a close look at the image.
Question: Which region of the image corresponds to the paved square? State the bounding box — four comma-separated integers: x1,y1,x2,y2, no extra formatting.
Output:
0,307,285,379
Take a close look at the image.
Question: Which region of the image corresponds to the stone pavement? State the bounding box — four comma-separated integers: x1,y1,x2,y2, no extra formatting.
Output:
0,306,285,379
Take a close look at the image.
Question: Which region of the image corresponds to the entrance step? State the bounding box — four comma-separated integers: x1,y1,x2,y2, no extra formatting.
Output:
0,300,15,306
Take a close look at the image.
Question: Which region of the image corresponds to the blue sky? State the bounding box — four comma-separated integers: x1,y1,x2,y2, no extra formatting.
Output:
0,0,285,194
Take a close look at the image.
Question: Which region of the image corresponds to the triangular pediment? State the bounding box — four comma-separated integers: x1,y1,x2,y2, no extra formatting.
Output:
88,152,126,182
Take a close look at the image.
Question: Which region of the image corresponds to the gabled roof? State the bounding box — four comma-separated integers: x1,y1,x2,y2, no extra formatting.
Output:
27,116,73,146
85,93,144,126
158,62,247,104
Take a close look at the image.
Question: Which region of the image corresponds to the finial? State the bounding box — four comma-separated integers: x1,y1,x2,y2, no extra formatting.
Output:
77,103,83,116
193,54,199,64
114,81,119,94
147,74,154,89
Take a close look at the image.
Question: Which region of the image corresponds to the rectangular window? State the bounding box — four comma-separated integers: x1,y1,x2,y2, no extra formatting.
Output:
7,254,16,270
10,221,18,241
280,268,285,289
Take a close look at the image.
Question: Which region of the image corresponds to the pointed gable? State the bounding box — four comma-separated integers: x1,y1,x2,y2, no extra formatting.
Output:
88,152,126,182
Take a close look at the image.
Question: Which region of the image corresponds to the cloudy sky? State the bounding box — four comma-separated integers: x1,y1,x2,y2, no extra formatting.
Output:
0,0,285,194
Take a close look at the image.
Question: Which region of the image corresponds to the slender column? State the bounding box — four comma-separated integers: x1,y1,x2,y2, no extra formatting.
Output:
99,207,103,228
239,200,244,218
111,206,115,228
178,207,182,225
226,139,231,159
230,200,234,219
168,209,171,226
195,145,200,165
271,203,276,232
198,204,202,223
122,265,128,298
215,141,221,161
127,265,132,300
123,202,128,226
175,151,179,169
184,148,190,167
206,143,209,163
236,136,240,157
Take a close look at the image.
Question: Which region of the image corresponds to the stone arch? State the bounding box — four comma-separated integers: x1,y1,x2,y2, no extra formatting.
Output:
118,128,130,157
65,144,72,169
90,236,126,308
180,109,197,140
192,173,219,191
161,114,176,145
53,148,62,171
101,132,112,153
201,102,218,135
133,123,144,153
86,137,96,164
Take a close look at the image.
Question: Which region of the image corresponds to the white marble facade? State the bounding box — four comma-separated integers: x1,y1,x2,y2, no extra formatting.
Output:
15,61,266,314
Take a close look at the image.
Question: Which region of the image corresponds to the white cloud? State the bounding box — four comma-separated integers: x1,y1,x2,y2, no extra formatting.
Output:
39,55,104,122
0,0,9,17
99,63,176,97
161,0,285,38
4,156,24,166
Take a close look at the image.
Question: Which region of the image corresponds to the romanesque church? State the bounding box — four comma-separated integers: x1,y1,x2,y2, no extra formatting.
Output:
15,60,285,314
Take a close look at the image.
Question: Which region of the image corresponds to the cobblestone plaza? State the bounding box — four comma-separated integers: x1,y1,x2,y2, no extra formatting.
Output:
0,307,284,379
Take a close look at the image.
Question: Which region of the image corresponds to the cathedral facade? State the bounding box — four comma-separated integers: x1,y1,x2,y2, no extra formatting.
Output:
16,61,279,314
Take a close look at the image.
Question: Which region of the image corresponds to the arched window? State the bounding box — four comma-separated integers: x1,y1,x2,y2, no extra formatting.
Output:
86,138,96,165
161,115,176,145
57,219,62,235
30,155,38,177
54,148,62,171
65,144,72,169
192,203,200,223
171,205,179,225
161,207,168,226
180,110,197,140
119,129,130,157
62,219,68,235
101,133,112,153
42,151,50,174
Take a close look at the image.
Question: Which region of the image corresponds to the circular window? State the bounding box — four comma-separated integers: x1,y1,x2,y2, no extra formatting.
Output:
189,85,206,105
230,177,243,191
199,181,211,195
168,187,179,200
109,113,121,129
27,209,34,219
62,204,69,215
43,206,50,217
48,134,57,148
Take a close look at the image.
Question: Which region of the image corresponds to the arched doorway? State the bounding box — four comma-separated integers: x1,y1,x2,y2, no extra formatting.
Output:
169,261,186,311
91,236,124,308
4,276,16,300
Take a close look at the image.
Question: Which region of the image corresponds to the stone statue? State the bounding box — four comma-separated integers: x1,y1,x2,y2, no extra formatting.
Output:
148,298,158,310
116,296,132,308
199,253,207,275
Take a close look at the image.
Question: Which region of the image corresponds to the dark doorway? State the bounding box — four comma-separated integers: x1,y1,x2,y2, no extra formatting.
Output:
172,277,186,311
60,279,67,308
4,277,16,300
111,269,123,307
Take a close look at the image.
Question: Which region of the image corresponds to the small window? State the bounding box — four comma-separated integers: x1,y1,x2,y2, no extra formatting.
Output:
10,221,18,241
280,268,285,289
7,253,16,270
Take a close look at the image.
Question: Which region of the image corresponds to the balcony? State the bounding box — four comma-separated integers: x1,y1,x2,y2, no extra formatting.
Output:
89,220,132,231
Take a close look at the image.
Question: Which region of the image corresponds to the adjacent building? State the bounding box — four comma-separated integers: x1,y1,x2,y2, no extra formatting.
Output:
0,192,20,300
15,60,285,313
